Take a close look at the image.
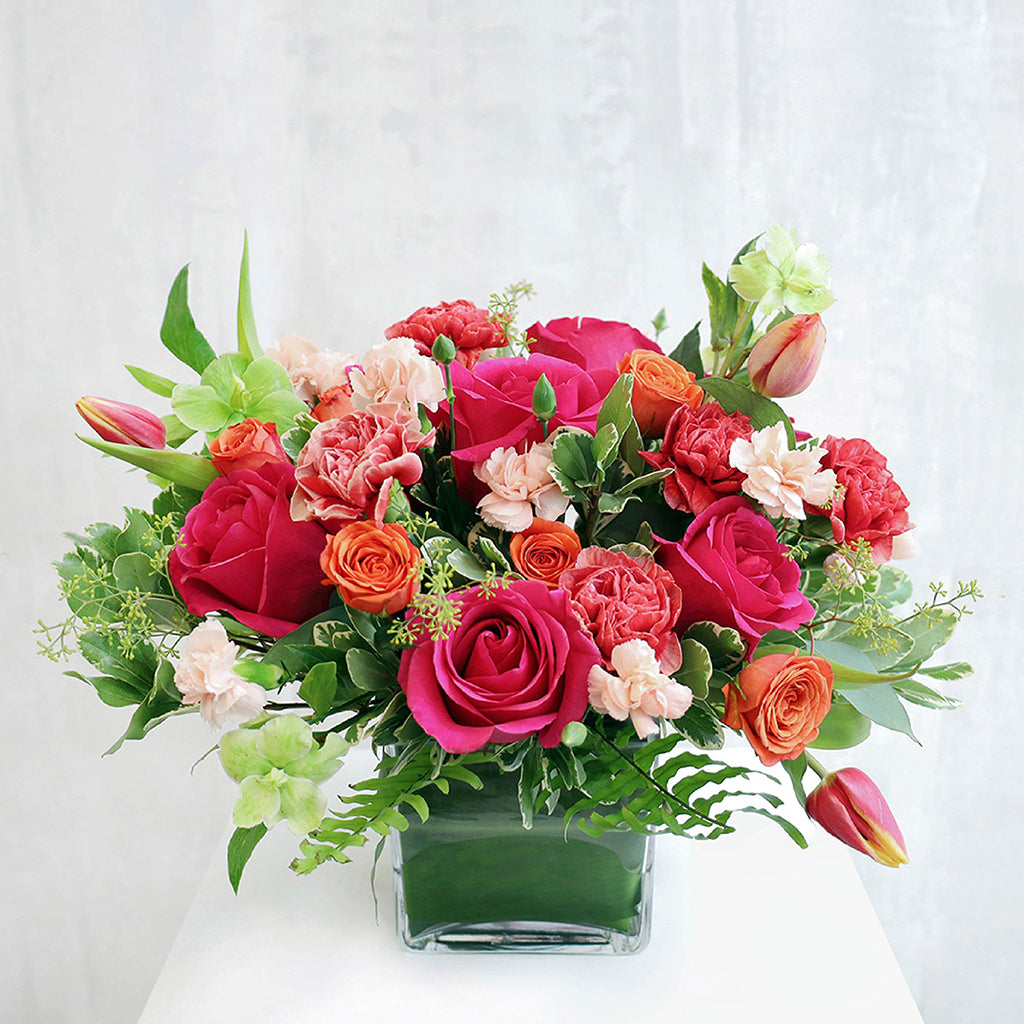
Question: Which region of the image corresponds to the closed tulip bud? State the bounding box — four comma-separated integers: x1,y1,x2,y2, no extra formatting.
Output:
805,767,909,867
747,313,826,397
76,396,167,449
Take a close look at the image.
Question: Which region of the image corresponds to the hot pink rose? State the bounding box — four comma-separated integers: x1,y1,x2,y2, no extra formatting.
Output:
558,548,683,672
525,317,660,371
448,354,617,501
398,580,599,754
640,402,753,514
290,405,434,526
656,495,814,648
169,462,331,638
385,299,505,369
807,436,912,563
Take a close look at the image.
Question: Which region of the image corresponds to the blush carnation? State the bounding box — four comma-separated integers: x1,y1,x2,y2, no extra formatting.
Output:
808,435,913,563
348,337,446,413
291,406,434,527
385,299,505,369
588,639,693,739
267,334,355,406
729,423,836,519
640,402,753,515
558,547,683,673
174,619,267,729
473,441,569,532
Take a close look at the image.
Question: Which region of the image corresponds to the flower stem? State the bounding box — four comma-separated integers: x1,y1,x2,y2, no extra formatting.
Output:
804,752,829,780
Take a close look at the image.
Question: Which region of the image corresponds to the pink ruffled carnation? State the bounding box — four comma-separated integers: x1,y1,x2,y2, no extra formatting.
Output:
558,547,683,673
291,405,434,527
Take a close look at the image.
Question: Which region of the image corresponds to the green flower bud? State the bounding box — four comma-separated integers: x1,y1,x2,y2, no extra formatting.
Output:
532,373,557,423
431,333,457,365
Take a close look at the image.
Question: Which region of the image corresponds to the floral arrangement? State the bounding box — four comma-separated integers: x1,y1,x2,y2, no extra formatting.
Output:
43,227,979,892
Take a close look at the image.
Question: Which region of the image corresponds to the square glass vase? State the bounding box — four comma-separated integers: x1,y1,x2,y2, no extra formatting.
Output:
391,761,654,953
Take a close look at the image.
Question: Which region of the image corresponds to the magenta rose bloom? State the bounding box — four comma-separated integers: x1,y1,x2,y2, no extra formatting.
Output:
558,547,683,672
291,406,434,527
655,495,814,648
398,580,599,754
385,299,505,369
448,354,617,501
525,317,660,371
169,462,331,638
640,402,752,515
807,436,912,563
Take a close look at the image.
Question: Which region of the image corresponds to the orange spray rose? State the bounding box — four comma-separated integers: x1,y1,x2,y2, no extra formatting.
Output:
722,653,833,766
209,418,290,475
616,350,703,438
320,521,421,615
509,519,582,588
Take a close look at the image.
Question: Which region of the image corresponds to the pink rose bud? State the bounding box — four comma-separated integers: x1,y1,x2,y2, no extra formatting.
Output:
805,767,909,867
747,313,826,397
76,396,167,449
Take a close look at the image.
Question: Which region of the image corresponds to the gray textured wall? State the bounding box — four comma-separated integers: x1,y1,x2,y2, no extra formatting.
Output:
2,3,1020,1021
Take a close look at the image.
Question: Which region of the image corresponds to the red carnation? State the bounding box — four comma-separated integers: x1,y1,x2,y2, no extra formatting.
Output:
385,299,506,369
640,402,753,515
808,436,912,563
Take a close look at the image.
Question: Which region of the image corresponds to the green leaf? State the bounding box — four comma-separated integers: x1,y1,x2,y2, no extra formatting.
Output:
550,430,596,487
65,670,147,707
125,365,178,398
889,608,958,672
892,678,963,711
78,632,159,689
78,434,218,491
234,659,283,691
160,265,217,374
682,622,744,671
237,231,262,362
702,264,728,339
809,697,872,749
667,321,703,378
298,661,338,719
841,684,919,743
698,377,796,447
592,422,619,469
596,492,637,515
613,467,671,495
672,700,724,749
595,374,635,439
228,823,267,894
111,552,163,594
675,639,712,698
918,661,973,682
781,753,807,806
346,649,397,692
161,414,196,448
445,546,490,582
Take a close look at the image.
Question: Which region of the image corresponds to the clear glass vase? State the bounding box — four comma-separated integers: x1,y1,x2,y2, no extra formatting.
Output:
391,761,654,953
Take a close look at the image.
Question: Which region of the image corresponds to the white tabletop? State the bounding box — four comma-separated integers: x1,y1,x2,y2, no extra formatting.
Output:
140,746,923,1024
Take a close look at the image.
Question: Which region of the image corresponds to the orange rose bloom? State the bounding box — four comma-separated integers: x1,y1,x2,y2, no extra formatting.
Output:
617,349,703,438
509,519,582,588
320,521,421,614
722,653,833,766
209,418,290,475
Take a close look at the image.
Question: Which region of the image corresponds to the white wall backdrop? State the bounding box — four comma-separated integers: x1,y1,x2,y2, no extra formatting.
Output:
3,2,1020,1021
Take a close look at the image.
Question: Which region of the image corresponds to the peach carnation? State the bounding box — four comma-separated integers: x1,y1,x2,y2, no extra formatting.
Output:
729,423,836,519
473,441,569,532
267,334,355,406
173,619,267,729
348,337,446,413
588,639,693,738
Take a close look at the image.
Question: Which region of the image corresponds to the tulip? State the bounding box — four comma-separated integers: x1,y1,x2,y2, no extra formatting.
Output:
76,396,167,449
805,767,909,867
747,313,826,397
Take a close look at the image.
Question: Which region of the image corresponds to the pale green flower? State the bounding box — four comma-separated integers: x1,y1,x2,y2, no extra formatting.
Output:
220,715,348,836
728,223,834,316
172,353,307,439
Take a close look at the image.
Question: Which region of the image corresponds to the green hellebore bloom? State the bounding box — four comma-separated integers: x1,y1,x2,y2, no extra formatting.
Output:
172,353,307,439
728,223,835,317
220,715,348,836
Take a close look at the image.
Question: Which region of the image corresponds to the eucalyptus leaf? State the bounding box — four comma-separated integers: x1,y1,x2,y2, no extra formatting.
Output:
841,684,919,743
